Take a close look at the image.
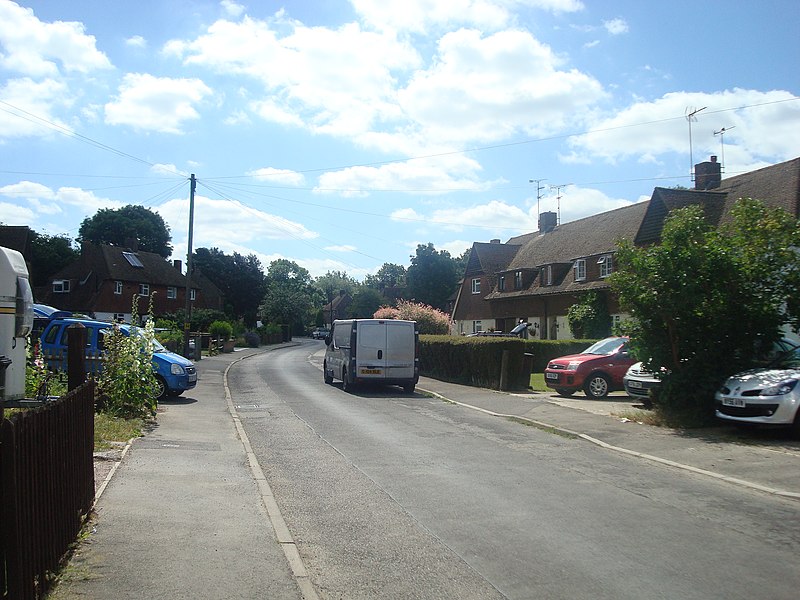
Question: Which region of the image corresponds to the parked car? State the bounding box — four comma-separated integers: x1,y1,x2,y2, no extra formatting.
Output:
311,327,330,340
715,342,800,436
623,361,662,402
625,338,799,403
39,316,197,401
544,336,635,399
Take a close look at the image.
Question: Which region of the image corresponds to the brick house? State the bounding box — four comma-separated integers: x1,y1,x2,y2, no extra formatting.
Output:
36,242,223,322
452,156,800,339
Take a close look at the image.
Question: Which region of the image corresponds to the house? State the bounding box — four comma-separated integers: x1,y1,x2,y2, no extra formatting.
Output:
322,291,352,325
452,155,800,340
36,242,221,323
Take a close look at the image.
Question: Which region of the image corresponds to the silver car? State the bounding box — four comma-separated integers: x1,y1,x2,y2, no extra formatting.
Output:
623,362,662,402
715,343,800,436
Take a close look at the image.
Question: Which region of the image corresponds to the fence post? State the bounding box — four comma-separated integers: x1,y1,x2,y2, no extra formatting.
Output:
67,323,87,391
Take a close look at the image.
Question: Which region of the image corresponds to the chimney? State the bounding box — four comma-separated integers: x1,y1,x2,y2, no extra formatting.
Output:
124,237,139,251
539,211,557,233
173,259,183,273
695,155,721,190
490,239,500,244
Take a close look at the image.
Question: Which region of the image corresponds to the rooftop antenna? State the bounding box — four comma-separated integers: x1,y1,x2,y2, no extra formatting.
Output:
550,183,570,225
686,106,707,182
529,178,546,219
713,126,735,172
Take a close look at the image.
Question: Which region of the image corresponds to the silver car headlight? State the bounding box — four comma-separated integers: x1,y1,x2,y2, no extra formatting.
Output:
761,379,798,396
567,361,581,370
171,363,186,375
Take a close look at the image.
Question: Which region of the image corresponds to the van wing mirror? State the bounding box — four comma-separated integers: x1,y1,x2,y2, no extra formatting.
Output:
324,334,331,346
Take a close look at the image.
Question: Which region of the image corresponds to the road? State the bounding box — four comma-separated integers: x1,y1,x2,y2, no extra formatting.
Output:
229,341,800,600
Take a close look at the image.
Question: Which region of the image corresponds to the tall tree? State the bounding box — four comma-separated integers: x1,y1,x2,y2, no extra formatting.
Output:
261,259,319,332
313,270,359,299
406,243,459,311
364,263,407,289
29,230,79,287
78,205,173,258
349,287,384,318
611,198,800,425
193,247,267,326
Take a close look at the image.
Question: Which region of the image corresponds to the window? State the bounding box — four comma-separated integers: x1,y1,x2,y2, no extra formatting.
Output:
190,289,196,301
573,259,586,281
598,254,614,277
473,320,482,333
139,283,150,296
113,313,125,323
53,279,70,293
514,271,523,290
546,265,553,286
498,276,505,292
471,278,481,294
167,286,177,299
122,251,144,268
114,281,123,295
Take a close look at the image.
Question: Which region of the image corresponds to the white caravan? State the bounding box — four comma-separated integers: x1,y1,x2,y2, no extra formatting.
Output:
323,319,419,393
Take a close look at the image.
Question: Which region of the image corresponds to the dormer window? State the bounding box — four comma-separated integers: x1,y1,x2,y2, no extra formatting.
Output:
598,254,614,277
498,276,506,292
574,259,586,281
514,270,523,290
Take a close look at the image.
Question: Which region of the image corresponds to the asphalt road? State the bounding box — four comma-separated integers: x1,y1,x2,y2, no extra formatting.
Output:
230,341,800,600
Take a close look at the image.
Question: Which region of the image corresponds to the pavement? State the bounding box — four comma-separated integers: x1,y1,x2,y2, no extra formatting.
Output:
52,342,800,599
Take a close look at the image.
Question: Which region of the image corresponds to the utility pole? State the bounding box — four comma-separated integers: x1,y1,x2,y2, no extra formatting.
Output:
183,174,196,357
529,178,546,220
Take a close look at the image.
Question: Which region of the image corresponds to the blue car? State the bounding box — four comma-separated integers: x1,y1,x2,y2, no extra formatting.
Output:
39,317,197,400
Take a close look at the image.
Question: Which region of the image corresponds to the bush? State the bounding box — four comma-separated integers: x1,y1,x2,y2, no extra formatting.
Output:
209,320,233,340
374,300,450,335
243,331,260,347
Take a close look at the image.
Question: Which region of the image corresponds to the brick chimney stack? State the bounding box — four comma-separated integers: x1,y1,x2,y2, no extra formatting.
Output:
695,155,722,190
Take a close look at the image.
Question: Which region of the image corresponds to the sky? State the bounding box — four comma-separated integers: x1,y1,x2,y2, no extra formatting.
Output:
0,0,798,281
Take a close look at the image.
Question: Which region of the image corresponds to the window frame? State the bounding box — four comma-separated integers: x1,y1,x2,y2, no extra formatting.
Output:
114,280,123,295
167,286,177,299
139,283,150,297
573,259,586,281
53,279,70,293
471,278,481,294
598,254,614,278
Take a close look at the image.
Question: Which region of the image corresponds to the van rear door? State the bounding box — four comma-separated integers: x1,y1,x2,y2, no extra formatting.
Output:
385,321,415,380
357,320,387,380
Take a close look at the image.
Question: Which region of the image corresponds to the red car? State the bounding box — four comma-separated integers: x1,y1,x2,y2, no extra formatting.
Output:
544,336,635,398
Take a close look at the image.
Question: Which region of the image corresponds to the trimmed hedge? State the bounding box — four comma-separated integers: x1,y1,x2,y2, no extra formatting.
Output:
419,335,599,391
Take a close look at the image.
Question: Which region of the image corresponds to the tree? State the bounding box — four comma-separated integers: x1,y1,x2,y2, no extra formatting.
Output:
610,199,800,426
260,259,319,332
193,247,266,326
29,230,78,287
566,291,611,339
349,287,384,318
78,205,173,258
406,243,458,311
314,270,359,299
364,263,406,289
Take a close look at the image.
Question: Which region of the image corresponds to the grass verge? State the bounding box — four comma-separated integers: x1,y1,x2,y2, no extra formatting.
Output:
94,413,146,451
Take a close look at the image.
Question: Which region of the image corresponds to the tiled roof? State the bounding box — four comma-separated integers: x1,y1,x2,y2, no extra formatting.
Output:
464,242,521,276
716,157,800,220
505,201,648,271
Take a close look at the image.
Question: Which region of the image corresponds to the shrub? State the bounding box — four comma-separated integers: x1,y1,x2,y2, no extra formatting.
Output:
209,320,233,340
244,331,260,347
374,300,450,335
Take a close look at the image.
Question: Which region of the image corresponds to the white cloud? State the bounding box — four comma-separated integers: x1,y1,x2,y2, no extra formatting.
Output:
568,89,800,170
0,78,71,139
0,181,124,225
325,245,357,252
151,164,189,177
0,1,112,77
247,167,306,186
0,201,35,224
104,73,213,133
398,28,607,143
125,35,147,48
603,18,628,35
351,0,584,33
221,1,246,18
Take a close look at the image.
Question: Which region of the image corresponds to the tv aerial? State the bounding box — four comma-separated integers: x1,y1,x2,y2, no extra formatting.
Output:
686,106,707,181
713,126,736,172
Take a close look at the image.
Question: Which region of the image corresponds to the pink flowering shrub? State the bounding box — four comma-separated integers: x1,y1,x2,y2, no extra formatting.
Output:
374,300,450,335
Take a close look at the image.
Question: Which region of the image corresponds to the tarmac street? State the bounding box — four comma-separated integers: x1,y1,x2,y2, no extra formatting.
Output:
52,341,800,599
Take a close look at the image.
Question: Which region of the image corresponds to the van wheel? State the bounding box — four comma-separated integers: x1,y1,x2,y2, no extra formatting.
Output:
403,383,415,394
155,376,169,401
323,362,333,384
341,368,352,393
584,374,610,399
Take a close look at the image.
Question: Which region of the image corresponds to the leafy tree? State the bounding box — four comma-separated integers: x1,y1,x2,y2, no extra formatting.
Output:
364,263,407,289
260,259,318,332
349,287,384,318
29,230,78,287
566,291,611,339
78,204,172,258
314,270,359,299
611,198,800,426
193,247,266,326
406,243,459,311
454,247,471,281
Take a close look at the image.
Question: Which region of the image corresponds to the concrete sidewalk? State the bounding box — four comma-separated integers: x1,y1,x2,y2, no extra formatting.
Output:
417,376,800,500
52,345,305,600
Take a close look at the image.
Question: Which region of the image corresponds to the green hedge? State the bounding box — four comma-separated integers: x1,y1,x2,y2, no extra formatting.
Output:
420,335,529,390
419,336,599,391
521,339,598,372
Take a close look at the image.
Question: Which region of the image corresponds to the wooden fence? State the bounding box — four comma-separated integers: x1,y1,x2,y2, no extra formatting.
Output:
1,381,95,600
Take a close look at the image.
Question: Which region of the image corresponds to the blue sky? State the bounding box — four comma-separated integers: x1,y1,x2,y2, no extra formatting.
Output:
1,0,798,280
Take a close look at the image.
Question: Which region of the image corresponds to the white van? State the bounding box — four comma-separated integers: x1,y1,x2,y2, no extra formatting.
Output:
323,319,419,393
